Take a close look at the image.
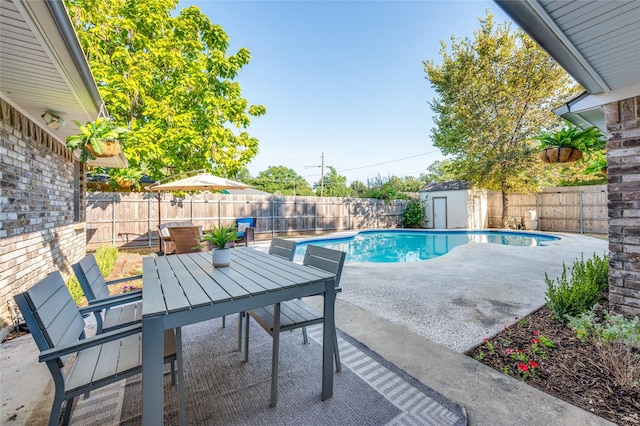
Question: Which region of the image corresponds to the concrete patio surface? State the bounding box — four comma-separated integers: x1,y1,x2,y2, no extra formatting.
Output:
1,231,612,425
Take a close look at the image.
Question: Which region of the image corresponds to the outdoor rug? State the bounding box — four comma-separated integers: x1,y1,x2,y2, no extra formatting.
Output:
69,315,467,425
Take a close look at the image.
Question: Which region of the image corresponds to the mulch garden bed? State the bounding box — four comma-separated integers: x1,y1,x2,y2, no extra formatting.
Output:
465,302,640,425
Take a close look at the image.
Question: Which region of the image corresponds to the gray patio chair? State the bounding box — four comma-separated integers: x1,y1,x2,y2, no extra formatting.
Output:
236,238,299,353
268,237,297,261
244,244,346,407
14,270,184,426
72,253,143,334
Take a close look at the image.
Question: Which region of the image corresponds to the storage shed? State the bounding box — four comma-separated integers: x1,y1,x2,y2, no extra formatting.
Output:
419,181,488,229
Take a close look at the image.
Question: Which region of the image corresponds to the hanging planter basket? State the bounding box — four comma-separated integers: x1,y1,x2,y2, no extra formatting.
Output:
85,140,122,158
538,146,583,163
115,177,135,189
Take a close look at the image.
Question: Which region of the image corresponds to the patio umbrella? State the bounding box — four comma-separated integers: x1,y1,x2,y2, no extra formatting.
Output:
147,170,252,251
147,172,250,192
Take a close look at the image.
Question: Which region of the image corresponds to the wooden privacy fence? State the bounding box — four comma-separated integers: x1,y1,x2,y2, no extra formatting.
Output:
85,193,407,249
486,185,608,234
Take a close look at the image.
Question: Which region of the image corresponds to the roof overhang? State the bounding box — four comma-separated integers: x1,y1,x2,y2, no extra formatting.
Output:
494,0,640,130
0,0,127,167
494,0,610,94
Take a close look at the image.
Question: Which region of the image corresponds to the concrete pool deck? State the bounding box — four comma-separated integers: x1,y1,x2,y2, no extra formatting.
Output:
301,230,612,425
317,230,609,352
2,231,611,425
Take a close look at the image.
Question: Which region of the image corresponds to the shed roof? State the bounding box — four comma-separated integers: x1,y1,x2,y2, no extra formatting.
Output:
420,181,470,192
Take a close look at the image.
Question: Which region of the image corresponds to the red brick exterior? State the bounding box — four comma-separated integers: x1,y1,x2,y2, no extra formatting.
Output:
605,95,640,316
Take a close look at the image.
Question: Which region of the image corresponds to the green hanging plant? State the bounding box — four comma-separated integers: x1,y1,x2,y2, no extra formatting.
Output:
583,151,607,176
535,124,604,163
65,117,130,163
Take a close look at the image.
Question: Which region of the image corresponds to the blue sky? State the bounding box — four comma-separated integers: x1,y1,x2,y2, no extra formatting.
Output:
177,1,514,185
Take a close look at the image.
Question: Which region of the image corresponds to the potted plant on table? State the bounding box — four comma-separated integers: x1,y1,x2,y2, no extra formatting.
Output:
200,225,240,267
534,123,604,163
65,117,130,163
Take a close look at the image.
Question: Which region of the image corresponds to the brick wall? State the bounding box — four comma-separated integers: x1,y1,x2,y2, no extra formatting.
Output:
0,100,87,340
605,95,640,316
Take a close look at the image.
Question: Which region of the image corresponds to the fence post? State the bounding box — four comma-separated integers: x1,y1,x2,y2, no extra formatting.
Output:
580,190,584,234
271,197,275,238
376,200,379,228
314,201,318,234
190,197,194,222
218,199,221,227
112,195,116,246
348,201,351,230
147,196,152,247
536,192,541,230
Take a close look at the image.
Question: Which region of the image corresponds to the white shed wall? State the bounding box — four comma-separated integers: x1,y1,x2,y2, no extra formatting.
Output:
420,189,488,229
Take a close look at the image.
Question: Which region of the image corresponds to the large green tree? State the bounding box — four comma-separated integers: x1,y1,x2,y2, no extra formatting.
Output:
250,166,314,196
66,0,265,179
424,14,580,226
315,167,351,197
420,160,458,183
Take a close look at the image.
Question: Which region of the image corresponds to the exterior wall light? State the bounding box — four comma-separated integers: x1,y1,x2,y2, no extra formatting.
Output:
41,111,65,130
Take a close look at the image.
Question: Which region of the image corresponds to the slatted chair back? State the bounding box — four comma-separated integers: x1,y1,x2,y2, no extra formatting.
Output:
268,238,297,261
14,270,182,426
244,244,346,407
168,225,205,254
302,245,346,287
14,271,86,368
72,253,110,301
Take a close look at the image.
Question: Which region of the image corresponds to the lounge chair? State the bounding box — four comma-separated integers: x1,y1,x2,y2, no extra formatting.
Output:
235,217,255,246
72,253,143,334
157,221,194,254
168,225,207,254
13,270,183,426
244,244,346,407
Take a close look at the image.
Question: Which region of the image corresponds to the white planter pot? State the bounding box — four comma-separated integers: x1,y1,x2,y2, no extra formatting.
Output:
212,248,231,267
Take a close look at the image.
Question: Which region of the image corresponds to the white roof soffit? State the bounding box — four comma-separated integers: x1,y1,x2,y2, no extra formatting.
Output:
493,0,638,95
0,0,127,167
553,82,640,132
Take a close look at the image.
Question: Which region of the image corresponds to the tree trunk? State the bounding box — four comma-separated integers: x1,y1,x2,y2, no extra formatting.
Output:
501,191,509,228
501,177,510,228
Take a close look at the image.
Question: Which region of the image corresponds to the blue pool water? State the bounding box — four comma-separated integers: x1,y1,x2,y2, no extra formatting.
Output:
294,230,560,263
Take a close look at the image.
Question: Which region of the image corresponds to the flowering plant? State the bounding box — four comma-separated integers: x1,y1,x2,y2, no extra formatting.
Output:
474,317,556,382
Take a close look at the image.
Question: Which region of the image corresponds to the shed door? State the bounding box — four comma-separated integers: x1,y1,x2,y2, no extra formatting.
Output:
433,197,447,229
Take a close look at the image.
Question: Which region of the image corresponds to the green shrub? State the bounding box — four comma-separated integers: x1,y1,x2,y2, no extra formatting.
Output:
545,253,609,321
95,245,119,277
402,199,426,228
66,276,86,306
570,252,609,293
66,245,119,306
569,308,640,347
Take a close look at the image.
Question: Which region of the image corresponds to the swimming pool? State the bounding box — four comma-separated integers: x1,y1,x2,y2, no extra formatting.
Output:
294,230,560,263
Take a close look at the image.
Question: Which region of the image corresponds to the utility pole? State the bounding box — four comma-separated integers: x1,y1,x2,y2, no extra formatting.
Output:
320,151,325,198
291,173,296,196
305,152,325,197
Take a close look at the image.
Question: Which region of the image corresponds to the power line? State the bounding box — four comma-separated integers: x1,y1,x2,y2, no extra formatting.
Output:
336,150,440,173
301,150,440,179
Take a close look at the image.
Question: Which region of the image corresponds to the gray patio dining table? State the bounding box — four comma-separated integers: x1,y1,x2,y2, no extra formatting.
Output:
141,247,338,425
